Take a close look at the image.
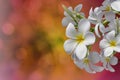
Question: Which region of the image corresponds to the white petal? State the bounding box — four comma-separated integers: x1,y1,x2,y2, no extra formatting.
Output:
95,23,101,37
74,4,82,12
88,16,97,22
89,8,93,16
114,45,120,52
74,60,84,69
62,17,71,27
99,23,106,34
71,53,79,61
64,7,73,16
94,7,100,13
64,39,78,54
110,56,118,65
103,60,107,69
107,64,115,72
99,39,110,49
84,64,96,73
106,30,115,41
75,44,87,60
111,0,120,11
104,47,113,57
97,12,104,21
88,52,100,64
105,11,115,21
116,34,120,44
66,23,79,39
78,19,90,33
90,64,104,72
108,21,117,31
84,32,96,45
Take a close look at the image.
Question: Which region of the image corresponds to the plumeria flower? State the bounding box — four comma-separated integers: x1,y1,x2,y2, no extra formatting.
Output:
111,0,120,12
100,0,115,12
100,30,120,57
88,7,102,24
107,18,120,33
62,4,84,27
104,21,116,33
62,0,120,73
64,19,95,59
73,52,104,73
100,53,118,72
100,11,116,35
104,18,120,34
88,7,105,37
100,0,117,21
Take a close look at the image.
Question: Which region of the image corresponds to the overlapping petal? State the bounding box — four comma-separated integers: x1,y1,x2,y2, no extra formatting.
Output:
74,4,82,12
62,17,73,27
88,52,100,64
95,23,101,37
104,47,113,57
84,65,95,73
116,34,120,44
114,45,120,52
100,39,110,49
84,32,95,45
66,23,80,39
64,39,78,54
106,30,115,41
75,44,87,60
107,64,115,72
111,0,120,12
90,64,104,72
110,56,118,65
74,60,84,69
78,19,90,33
105,11,115,21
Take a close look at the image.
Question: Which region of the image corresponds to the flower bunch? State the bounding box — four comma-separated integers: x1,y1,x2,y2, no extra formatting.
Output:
62,0,120,73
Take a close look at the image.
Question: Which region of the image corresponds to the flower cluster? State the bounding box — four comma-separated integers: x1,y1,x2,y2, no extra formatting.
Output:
62,0,120,73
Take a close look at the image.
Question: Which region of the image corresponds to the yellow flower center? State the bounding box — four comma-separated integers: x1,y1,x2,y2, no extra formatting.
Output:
76,34,84,43
84,58,89,64
110,40,117,47
105,6,111,11
105,57,110,62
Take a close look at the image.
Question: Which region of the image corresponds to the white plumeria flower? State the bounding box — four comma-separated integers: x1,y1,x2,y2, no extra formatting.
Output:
100,54,118,72
73,52,104,73
100,0,115,12
64,19,95,59
107,18,120,33
100,0,116,21
100,11,116,35
62,4,84,27
100,30,120,57
88,7,102,24
88,7,105,37
111,0,120,12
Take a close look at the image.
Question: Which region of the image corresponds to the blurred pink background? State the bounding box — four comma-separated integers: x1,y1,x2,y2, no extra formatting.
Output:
0,0,120,80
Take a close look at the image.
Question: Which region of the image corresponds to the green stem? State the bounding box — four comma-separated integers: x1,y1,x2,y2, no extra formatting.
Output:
62,5,78,25
102,19,109,26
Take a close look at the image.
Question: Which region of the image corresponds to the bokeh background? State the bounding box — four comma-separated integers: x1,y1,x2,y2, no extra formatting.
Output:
0,0,120,80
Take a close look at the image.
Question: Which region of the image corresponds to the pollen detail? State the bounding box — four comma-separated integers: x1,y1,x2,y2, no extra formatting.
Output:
110,40,116,47
77,34,84,43
84,58,89,64
106,6,111,11
105,57,110,62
